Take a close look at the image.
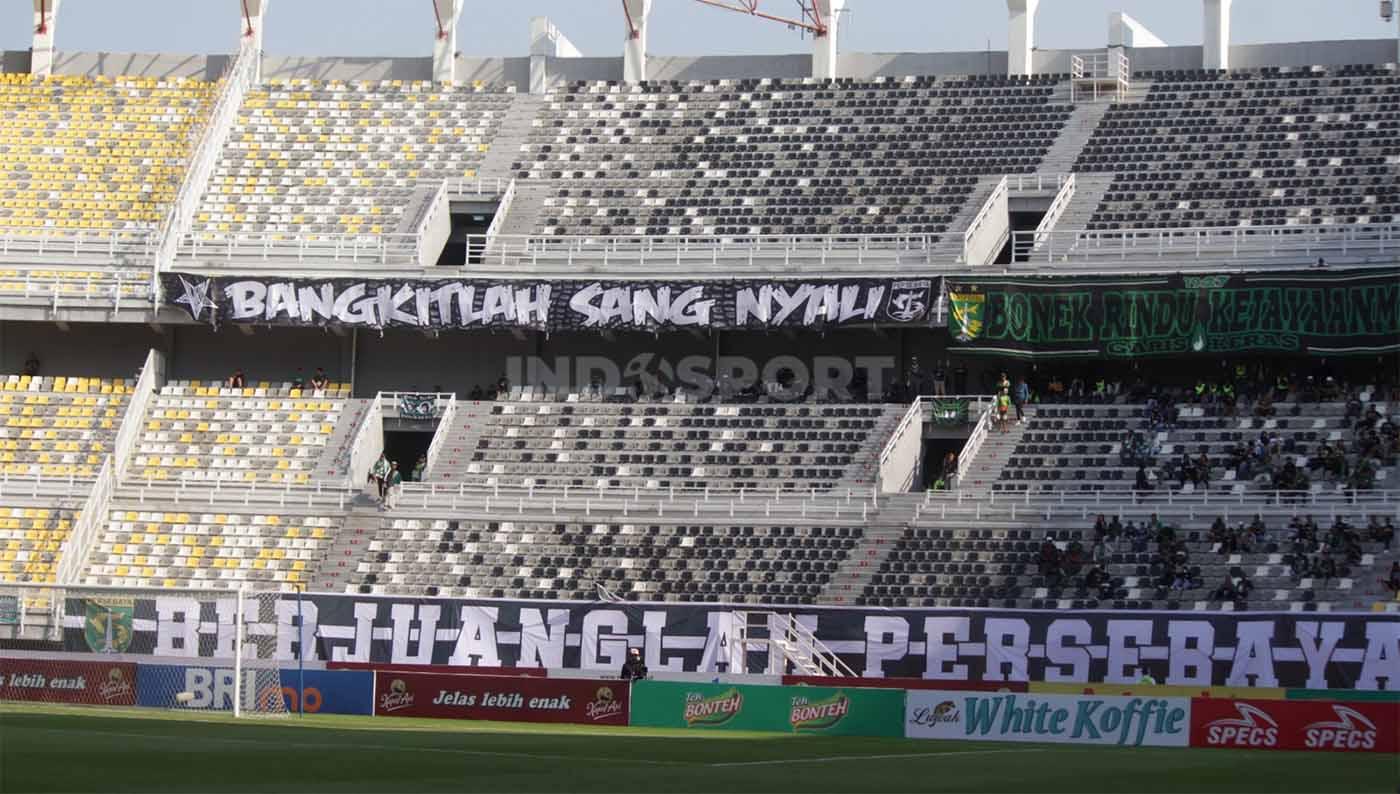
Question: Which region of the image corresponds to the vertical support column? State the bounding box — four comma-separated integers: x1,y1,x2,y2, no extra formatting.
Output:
240,0,270,82
530,17,582,95
432,0,463,84
622,0,652,84
1006,0,1040,77
1203,0,1232,71
31,0,60,78
811,0,846,81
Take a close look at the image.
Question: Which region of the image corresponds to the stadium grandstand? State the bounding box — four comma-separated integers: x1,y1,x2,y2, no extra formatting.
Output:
0,0,1394,712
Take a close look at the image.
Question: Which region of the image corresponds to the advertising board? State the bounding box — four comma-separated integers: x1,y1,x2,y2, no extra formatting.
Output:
1190,698,1399,753
905,690,1190,747
629,680,903,736
0,657,136,706
372,671,629,725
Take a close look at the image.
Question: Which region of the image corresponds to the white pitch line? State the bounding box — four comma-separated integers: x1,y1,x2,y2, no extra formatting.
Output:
20,726,689,767
708,748,1047,767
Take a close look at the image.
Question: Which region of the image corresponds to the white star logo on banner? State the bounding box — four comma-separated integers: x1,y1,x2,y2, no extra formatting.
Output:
174,276,217,321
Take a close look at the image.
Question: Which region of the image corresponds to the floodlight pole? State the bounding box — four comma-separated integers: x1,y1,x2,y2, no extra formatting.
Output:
233,587,244,718
31,0,60,78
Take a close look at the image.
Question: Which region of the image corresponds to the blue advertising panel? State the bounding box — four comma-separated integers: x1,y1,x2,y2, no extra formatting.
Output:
135,664,371,715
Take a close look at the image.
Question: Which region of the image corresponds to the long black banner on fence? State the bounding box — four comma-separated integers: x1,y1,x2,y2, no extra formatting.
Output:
60,593,1398,690
946,269,1400,358
162,273,936,331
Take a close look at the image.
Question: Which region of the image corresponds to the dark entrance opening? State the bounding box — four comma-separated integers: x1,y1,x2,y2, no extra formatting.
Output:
439,210,496,267
382,430,434,482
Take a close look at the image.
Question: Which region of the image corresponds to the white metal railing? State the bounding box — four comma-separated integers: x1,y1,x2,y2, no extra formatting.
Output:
733,610,856,677
412,179,452,268
344,394,385,489
442,176,510,197
1014,221,1400,265
422,394,458,479
1008,173,1073,193
54,457,114,585
915,487,1400,524
961,175,1008,265
1072,51,1131,102
956,400,997,486
181,231,421,266
877,399,923,494
1031,173,1077,249
152,43,259,298
113,349,166,481
479,177,518,262
0,229,155,261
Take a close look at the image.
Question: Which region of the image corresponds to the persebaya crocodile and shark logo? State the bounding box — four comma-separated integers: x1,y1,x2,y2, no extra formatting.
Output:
682,689,744,727
789,692,852,732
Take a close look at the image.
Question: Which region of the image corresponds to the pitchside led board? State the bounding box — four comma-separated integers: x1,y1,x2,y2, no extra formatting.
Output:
135,665,374,715
947,269,1400,358
629,681,904,737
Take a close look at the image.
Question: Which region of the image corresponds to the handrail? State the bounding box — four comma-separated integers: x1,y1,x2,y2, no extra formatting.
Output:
1032,172,1077,247
481,177,518,259
877,398,923,494
113,350,165,481
956,400,997,486
54,458,113,585
422,394,457,479
344,393,385,489
152,43,259,300
1014,221,1400,264
961,175,1008,263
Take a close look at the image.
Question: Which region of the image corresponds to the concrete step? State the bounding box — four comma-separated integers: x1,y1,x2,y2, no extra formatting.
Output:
314,398,371,482
477,95,548,183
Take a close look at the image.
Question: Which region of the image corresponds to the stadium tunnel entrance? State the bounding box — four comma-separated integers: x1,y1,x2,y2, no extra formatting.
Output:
382,429,434,482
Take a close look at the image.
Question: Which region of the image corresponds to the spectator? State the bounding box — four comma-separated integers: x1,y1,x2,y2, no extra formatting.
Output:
290,368,305,391
370,452,391,506
227,369,246,389
310,368,330,393
469,384,484,401
1211,576,1239,603
384,462,404,510
620,647,648,681
1134,465,1152,493
1013,377,1030,423
495,374,510,398
1038,535,1063,583
1382,562,1400,595
21,352,39,377
412,454,427,483
1369,517,1395,551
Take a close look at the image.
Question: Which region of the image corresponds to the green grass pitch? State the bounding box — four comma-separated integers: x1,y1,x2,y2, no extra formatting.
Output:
0,704,1394,793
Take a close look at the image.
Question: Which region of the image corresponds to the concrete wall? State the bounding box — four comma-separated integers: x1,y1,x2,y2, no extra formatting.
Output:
166,325,350,386
51,51,230,80
352,329,530,397
25,39,1398,84
0,322,160,379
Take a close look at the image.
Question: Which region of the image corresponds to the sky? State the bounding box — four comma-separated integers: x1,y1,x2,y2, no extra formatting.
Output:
1,0,1393,58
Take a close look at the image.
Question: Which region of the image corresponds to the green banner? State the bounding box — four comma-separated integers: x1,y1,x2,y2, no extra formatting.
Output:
628,681,903,737
1285,688,1400,702
928,398,970,426
948,269,1400,358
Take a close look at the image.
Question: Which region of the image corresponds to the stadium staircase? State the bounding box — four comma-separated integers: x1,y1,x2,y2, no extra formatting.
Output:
817,496,922,606
317,398,373,482
1025,173,1116,251
836,404,908,491
311,494,381,593
957,419,1029,494
928,175,1011,263
476,94,547,183
421,399,497,483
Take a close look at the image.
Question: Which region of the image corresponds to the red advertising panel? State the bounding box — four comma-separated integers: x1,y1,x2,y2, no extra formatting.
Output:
0,657,138,706
1191,698,1399,753
373,671,629,725
782,675,1027,693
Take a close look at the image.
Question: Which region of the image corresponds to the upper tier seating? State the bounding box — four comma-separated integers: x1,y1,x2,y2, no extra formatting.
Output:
348,516,860,605
433,396,898,492
516,75,1071,237
1076,64,1400,230
83,508,334,590
0,375,130,479
0,505,74,585
131,379,350,484
0,73,215,234
194,79,510,238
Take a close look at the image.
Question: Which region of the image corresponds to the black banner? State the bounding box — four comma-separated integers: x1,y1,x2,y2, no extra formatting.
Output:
947,269,1400,358
60,593,1398,690
164,273,935,332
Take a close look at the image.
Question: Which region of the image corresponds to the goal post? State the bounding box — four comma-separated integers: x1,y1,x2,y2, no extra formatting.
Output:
0,582,297,718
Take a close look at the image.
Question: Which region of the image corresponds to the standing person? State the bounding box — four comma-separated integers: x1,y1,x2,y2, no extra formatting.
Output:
370,452,391,506
620,648,648,681
385,462,404,510
227,369,246,389
996,388,1011,432
412,454,427,483
310,368,329,394
1013,377,1030,423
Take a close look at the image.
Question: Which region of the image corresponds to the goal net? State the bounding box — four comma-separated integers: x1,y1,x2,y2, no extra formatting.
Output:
0,584,296,717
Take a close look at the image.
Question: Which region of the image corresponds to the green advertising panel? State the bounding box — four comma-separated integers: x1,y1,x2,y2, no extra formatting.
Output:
947,269,1400,358
629,681,903,737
